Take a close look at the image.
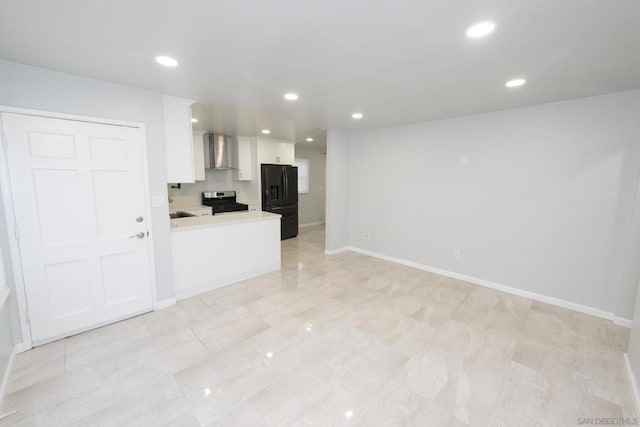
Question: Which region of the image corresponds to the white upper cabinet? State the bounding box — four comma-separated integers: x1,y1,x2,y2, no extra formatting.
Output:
278,142,295,165
193,131,206,181
257,136,295,165
163,95,196,183
235,136,253,181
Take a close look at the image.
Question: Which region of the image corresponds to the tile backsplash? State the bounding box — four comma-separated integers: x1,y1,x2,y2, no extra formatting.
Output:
168,169,255,209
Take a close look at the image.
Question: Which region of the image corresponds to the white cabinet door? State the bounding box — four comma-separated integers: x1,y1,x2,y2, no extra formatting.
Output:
260,140,278,164
2,113,154,345
163,95,196,183
193,132,205,181
257,137,295,165
277,141,295,165
235,136,252,181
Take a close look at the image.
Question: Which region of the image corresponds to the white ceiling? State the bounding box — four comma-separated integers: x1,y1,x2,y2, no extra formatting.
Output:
1,0,639,147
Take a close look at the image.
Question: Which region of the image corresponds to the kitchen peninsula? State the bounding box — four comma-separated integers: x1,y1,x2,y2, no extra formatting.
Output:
170,211,281,299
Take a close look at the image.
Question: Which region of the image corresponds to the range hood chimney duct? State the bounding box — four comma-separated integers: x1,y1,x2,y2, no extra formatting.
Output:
204,133,233,169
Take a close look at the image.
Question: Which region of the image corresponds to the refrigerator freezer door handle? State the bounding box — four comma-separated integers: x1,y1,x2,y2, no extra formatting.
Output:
284,168,288,200
281,168,286,201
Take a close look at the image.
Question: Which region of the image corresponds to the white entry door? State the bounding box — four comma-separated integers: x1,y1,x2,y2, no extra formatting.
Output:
1,112,154,345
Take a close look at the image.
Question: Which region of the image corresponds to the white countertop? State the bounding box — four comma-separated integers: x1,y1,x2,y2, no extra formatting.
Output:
170,211,281,231
169,204,211,213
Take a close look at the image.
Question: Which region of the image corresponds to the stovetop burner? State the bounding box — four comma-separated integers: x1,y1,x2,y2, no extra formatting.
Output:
201,190,248,214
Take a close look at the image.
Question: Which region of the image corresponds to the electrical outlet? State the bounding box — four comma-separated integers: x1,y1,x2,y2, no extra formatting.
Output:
453,249,461,259
365,233,371,240
460,155,469,166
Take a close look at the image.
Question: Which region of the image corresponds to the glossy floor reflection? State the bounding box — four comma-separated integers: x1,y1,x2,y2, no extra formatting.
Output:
1,225,635,426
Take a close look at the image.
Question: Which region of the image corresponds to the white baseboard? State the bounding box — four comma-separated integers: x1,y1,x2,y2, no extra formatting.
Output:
324,247,349,255
346,245,624,325
614,316,633,328
624,354,640,417
0,345,17,406
299,222,325,228
14,343,30,354
156,298,176,310
174,263,280,301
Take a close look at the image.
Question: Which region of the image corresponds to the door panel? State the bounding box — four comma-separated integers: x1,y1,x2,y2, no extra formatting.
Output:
1,112,154,345
283,166,298,205
281,215,298,240
33,169,83,245
89,137,127,161
45,259,91,319
28,132,76,159
100,251,140,305
92,170,131,238
262,164,287,208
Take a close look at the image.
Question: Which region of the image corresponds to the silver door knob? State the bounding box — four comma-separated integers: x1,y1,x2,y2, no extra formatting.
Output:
129,232,145,239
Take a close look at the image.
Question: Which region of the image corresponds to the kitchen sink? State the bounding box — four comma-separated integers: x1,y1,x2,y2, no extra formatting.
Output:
169,211,197,219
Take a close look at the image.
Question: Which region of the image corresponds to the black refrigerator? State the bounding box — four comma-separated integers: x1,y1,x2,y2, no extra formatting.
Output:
261,164,298,240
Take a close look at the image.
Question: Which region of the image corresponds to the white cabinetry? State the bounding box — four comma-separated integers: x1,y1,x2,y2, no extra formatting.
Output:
235,136,253,181
171,214,281,299
257,136,295,165
163,95,196,183
237,136,295,205
193,131,205,181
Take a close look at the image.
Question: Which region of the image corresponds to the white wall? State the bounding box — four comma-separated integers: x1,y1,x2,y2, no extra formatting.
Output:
236,137,260,208
0,60,175,310
295,144,326,226
325,129,351,251
345,90,640,319
618,172,640,319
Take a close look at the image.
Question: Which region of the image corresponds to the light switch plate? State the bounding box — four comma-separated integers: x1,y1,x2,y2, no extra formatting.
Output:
151,195,168,207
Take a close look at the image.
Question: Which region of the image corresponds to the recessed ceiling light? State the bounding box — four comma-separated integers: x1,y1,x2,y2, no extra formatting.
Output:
284,93,299,101
306,137,313,142
505,78,526,88
155,55,179,67
191,118,198,123
352,113,363,119
345,410,354,418
261,129,271,134
466,22,496,38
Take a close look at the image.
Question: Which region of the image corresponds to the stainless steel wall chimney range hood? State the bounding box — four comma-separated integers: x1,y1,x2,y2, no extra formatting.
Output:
204,133,232,169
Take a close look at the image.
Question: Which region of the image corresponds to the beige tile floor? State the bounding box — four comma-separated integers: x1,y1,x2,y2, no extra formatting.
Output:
0,225,635,426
